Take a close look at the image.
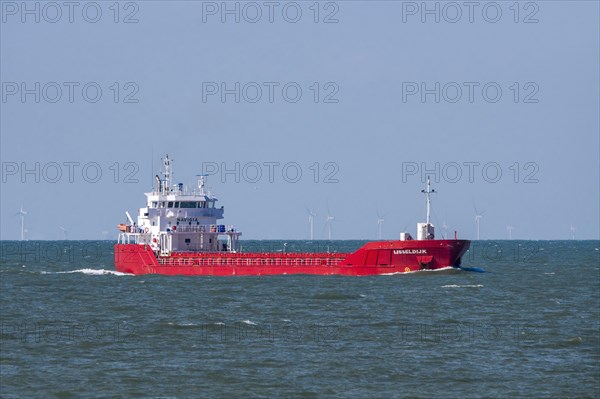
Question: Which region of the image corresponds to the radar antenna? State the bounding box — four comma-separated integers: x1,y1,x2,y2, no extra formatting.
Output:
162,154,173,193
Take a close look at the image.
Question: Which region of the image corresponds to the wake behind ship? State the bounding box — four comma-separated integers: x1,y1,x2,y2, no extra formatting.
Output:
114,155,470,276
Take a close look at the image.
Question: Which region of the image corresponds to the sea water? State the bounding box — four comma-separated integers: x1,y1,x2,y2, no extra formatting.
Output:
1,240,598,398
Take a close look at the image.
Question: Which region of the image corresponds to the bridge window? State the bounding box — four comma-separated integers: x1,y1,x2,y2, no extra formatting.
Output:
180,201,197,208
168,202,173,208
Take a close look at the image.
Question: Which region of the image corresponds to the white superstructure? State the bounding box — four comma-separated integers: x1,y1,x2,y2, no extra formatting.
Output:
117,155,241,255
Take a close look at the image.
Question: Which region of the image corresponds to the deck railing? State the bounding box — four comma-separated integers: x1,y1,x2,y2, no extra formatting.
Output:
157,253,347,267
118,232,152,245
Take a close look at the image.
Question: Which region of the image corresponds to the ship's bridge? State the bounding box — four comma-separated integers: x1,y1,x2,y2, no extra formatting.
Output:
117,155,241,256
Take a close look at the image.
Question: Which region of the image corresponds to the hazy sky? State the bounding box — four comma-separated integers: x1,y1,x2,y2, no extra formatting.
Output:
1,0,598,240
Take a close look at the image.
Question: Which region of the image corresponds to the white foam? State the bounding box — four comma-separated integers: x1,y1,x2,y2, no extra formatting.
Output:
43,268,133,276
544,272,555,275
380,266,455,276
441,284,484,288
241,320,257,325
422,266,455,273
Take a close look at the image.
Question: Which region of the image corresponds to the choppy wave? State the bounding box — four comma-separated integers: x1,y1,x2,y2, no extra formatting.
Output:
1,239,598,399
42,268,133,276
380,266,456,275
459,266,487,273
441,284,484,288
313,293,365,300
168,322,198,327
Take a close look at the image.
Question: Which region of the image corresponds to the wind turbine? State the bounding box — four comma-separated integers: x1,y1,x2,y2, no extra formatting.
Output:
58,225,68,240
325,205,335,240
473,204,484,240
306,208,316,240
15,205,27,241
101,230,109,240
377,217,384,240
376,210,388,240
507,226,514,240
570,224,576,240
441,221,449,239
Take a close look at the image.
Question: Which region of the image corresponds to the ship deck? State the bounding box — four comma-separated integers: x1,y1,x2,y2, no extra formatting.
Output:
159,252,349,267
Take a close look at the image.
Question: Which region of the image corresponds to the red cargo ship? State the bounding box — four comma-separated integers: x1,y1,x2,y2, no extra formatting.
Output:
114,155,470,276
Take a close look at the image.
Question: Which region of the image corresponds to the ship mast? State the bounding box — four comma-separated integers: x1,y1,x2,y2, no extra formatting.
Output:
421,176,435,225
162,154,172,193
196,174,207,196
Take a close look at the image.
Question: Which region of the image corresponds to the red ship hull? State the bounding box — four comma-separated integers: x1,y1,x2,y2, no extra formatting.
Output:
114,239,470,276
